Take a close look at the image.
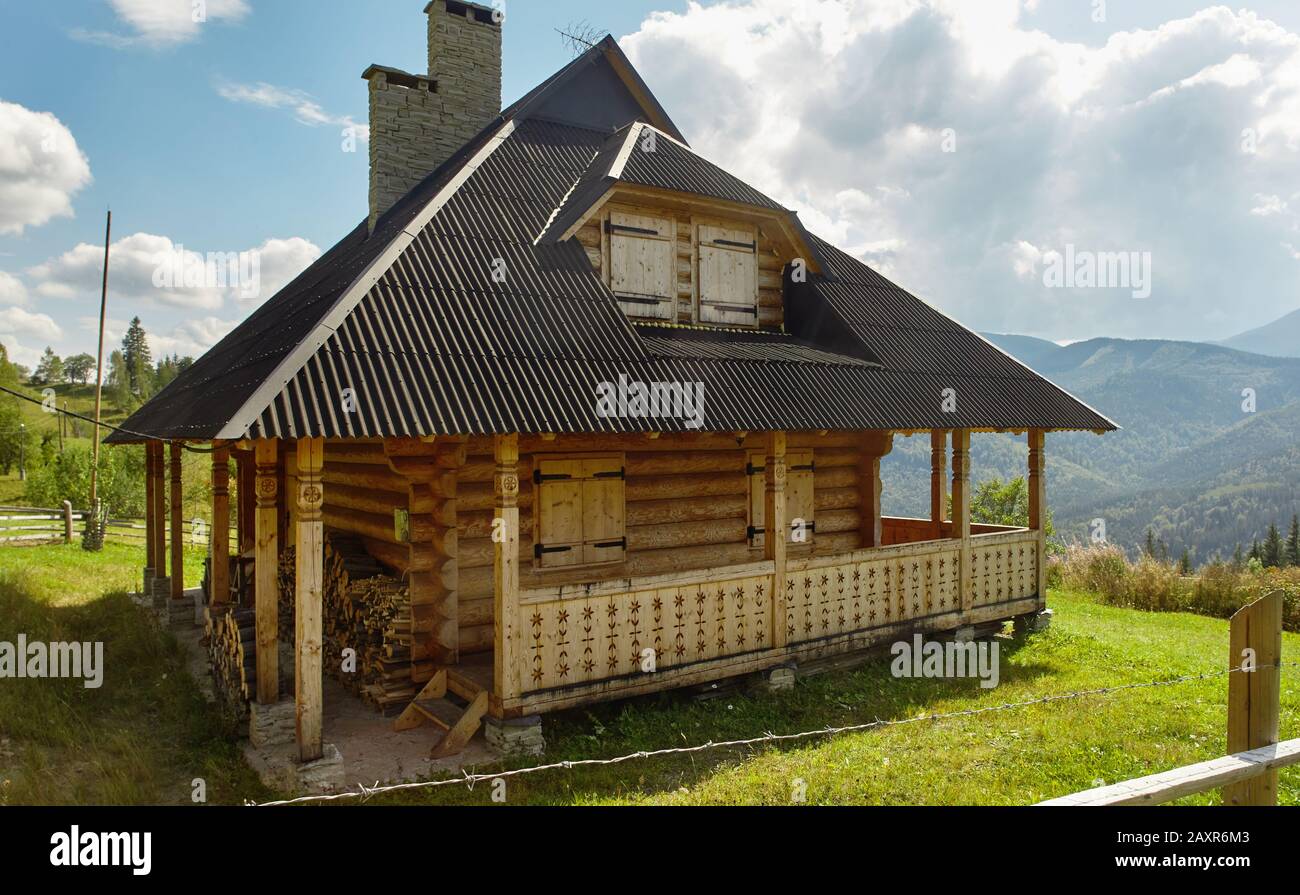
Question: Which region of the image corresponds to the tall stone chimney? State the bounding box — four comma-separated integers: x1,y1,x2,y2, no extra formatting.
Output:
364,1,503,232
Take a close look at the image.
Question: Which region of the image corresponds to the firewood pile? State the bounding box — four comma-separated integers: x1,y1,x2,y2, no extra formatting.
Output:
206,606,255,721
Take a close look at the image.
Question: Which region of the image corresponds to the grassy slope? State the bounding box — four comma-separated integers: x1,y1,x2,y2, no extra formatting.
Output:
0,543,269,806
0,544,1295,806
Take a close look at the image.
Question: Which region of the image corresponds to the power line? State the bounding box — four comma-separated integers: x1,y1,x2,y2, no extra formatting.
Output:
249,662,1298,807
0,384,219,453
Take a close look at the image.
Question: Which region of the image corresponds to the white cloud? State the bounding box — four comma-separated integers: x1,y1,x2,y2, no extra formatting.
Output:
1251,193,1288,216
0,271,28,308
0,307,63,343
0,101,93,236
149,316,239,358
73,0,250,48
620,1,1300,340
26,232,321,311
217,81,369,140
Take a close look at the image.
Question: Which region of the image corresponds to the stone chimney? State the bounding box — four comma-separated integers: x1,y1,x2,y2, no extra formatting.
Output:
364,1,503,232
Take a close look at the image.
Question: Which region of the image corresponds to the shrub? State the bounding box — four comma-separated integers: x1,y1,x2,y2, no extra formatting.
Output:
23,444,146,516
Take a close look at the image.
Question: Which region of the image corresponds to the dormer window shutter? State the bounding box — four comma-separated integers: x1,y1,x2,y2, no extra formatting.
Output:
699,223,759,326
608,210,675,321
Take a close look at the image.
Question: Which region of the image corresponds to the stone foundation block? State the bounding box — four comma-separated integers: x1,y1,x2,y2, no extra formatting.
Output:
484,716,545,758
760,664,797,693
954,625,977,644
1015,608,1054,637
249,699,296,749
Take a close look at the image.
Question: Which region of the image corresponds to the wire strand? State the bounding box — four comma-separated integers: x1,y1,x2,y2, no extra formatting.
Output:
0,384,219,452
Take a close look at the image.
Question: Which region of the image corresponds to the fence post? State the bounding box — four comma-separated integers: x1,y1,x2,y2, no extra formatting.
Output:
1224,590,1283,806
62,501,74,544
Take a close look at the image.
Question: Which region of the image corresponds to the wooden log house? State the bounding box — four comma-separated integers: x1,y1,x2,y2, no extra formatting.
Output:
111,1,1115,762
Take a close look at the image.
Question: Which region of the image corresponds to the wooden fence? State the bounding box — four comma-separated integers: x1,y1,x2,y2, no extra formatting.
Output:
1041,591,1293,806
0,505,236,548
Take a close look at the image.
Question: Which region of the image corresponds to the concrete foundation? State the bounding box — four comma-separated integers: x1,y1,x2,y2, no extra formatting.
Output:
242,741,346,796
1015,608,1054,637
954,625,977,644
250,700,297,749
756,664,797,693
484,716,545,758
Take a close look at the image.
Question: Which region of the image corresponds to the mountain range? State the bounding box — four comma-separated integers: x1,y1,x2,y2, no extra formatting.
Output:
880,323,1300,563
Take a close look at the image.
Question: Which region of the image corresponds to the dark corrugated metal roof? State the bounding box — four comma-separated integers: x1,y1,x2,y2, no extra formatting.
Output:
112,42,1116,444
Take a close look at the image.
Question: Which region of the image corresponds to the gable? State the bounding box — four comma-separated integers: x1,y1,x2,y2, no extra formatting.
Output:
529,54,650,134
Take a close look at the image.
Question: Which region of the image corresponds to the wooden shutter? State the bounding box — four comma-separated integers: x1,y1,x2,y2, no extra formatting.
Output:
608,210,675,321
535,459,585,569
699,223,759,326
746,451,766,549
581,457,627,565
535,455,626,568
786,450,815,545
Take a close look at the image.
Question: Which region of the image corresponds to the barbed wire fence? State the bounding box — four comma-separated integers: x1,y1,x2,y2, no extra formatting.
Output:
250,661,1299,807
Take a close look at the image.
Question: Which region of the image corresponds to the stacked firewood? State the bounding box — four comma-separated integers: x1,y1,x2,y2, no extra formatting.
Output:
319,534,415,714
206,606,256,720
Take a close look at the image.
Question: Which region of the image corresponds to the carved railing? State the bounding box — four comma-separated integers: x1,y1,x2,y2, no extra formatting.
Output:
513,530,1040,697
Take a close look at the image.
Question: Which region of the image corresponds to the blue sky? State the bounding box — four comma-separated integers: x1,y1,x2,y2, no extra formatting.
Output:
2,1,1299,368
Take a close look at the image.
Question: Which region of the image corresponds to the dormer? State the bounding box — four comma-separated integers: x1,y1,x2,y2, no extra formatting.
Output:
537,122,824,331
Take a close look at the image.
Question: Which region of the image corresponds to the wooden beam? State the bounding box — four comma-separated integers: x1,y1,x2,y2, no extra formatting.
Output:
1038,738,1300,806
1225,591,1284,806
493,434,521,710
169,442,183,601
766,431,789,649
859,431,892,548
211,446,231,607
255,439,279,704
295,437,325,762
150,442,166,580
1027,429,1047,603
236,454,255,555
144,444,157,574
950,430,971,613
930,430,948,539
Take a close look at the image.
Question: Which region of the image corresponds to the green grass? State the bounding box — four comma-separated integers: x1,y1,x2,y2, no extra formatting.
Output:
0,542,269,806
372,589,1300,807
0,542,1296,805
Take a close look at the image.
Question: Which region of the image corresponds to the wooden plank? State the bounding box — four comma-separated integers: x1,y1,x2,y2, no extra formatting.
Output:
930,430,947,539
1027,429,1047,603
295,437,325,763
151,443,166,580
254,439,279,704
169,442,183,601
1225,590,1284,805
1039,738,1300,806
766,432,788,649
950,430,971,613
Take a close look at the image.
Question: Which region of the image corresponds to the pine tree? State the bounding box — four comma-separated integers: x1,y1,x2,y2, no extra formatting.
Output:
1286,515,1300,568
31,347,65,385
1144,528,1156,557
1178,548,1192,575
1263,523,1283,568
121,317,153,399
1249,539,1262,562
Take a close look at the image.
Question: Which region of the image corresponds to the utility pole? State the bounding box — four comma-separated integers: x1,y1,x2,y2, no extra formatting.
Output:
90,209,111,508
18,422,25,481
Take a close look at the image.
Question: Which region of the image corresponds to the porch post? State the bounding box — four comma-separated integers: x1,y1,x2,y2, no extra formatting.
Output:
951,430,971,612
211,446,231,607
170,441,184,601
859,430,892,548
255,439,280,704
294,437,325,762
150,442,166,581
493,434,521,707
1028,429,1047,605
144,443,157,578
766,431,789,649
930,430,948,539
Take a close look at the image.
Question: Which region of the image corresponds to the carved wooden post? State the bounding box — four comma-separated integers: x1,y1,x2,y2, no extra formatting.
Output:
211,446,231,607
150,442,166,580
1027,429,1047,605
170,441,184,601
931,429,948,539
766,431,789,649
255,439,279,704
493,434,521,706
295,437,325,762
950,430,971,612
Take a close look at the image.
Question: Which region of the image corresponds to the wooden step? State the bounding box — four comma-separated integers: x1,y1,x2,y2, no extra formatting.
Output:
446,667,487,702
411,698,462,731
430,690,490,760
